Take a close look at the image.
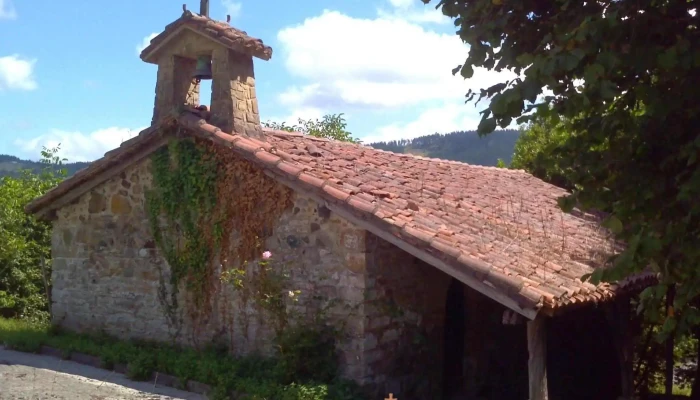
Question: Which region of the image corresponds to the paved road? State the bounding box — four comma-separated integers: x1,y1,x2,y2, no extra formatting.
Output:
0,347,206,400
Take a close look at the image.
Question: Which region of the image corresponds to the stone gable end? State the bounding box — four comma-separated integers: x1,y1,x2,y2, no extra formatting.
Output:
49,152,371,377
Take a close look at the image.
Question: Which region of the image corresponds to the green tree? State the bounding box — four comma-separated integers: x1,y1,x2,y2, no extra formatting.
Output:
263,113,360,143
425,0,700,338
510,115,575,191
0,146,67,322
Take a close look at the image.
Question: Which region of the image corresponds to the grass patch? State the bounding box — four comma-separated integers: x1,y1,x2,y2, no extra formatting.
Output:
0,317,366,400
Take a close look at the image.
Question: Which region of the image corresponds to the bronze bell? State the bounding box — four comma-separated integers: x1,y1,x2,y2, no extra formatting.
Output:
193,55,213,82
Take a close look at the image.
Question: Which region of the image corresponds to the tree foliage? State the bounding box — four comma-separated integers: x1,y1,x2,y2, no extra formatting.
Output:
0,147,66,322
510,116,574,190
426,0,700,337
263,113,359,143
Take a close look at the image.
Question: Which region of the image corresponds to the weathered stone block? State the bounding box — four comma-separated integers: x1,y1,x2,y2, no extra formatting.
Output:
110,194,131,215
344,252,366,274
88,192,107,213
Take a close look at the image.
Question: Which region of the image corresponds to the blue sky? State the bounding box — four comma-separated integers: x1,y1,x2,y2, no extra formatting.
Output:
0,0,511,162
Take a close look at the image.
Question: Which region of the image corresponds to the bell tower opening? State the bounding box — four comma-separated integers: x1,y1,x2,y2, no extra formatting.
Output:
199,79,212,109
193,54,213,109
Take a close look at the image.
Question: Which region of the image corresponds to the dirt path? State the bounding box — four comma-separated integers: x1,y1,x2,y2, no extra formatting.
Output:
0,347,206,400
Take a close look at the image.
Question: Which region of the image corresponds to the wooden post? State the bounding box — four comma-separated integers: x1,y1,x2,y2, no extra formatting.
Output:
527,315,549,400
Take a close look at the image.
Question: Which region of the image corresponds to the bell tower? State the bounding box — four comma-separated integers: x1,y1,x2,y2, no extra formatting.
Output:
139,0,272,140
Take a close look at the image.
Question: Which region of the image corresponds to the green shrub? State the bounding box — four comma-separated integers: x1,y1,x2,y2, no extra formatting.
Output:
276,324,340,384
0,317,366,400
0,147,67,322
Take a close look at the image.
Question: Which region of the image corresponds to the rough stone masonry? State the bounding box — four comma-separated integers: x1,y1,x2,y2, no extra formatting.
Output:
49,154,482,397
51,155,518,398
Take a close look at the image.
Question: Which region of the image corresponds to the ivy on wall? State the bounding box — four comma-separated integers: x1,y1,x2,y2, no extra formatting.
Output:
144,134,366,384
146,137,220,336
145,132,294,340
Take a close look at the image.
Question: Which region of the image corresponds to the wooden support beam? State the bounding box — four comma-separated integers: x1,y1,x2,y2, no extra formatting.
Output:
527,316,549,400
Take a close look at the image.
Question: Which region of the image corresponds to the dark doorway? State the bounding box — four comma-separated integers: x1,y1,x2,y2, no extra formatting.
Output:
548,306,622,400
443,278,466,399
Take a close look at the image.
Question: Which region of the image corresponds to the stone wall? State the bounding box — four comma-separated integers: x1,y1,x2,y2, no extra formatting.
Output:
357,233,533,400
51,160,168,339
50,154,368,379
345,234,450,397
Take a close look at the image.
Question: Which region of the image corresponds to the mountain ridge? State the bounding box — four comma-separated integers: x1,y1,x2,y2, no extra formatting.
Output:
0,154,91,179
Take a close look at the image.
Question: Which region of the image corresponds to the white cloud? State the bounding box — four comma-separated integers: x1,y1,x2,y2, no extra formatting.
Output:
0,55,37,91
276,10,513,111
387,0,413,8
136,33,158,55
14,127,145,162
222,0,242,18
361,102,485,144
272,2,521,143
377,0,449,24
0,0,16,20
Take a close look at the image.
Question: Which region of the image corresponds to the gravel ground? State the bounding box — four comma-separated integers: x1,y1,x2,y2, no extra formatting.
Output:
0,347,206,400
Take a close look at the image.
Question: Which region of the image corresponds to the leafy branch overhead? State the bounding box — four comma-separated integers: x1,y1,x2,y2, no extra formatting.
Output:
428,0,700,337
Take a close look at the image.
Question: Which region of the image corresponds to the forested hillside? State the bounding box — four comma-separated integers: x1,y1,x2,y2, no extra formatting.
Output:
0,154,90,178
369,129,520,166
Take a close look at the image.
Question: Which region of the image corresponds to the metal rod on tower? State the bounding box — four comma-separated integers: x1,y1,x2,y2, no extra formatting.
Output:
199,0,209,17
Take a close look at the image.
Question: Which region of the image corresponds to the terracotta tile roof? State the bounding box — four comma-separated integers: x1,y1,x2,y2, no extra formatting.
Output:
139,10,272,63
25,110,656,316
172,111,655,313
